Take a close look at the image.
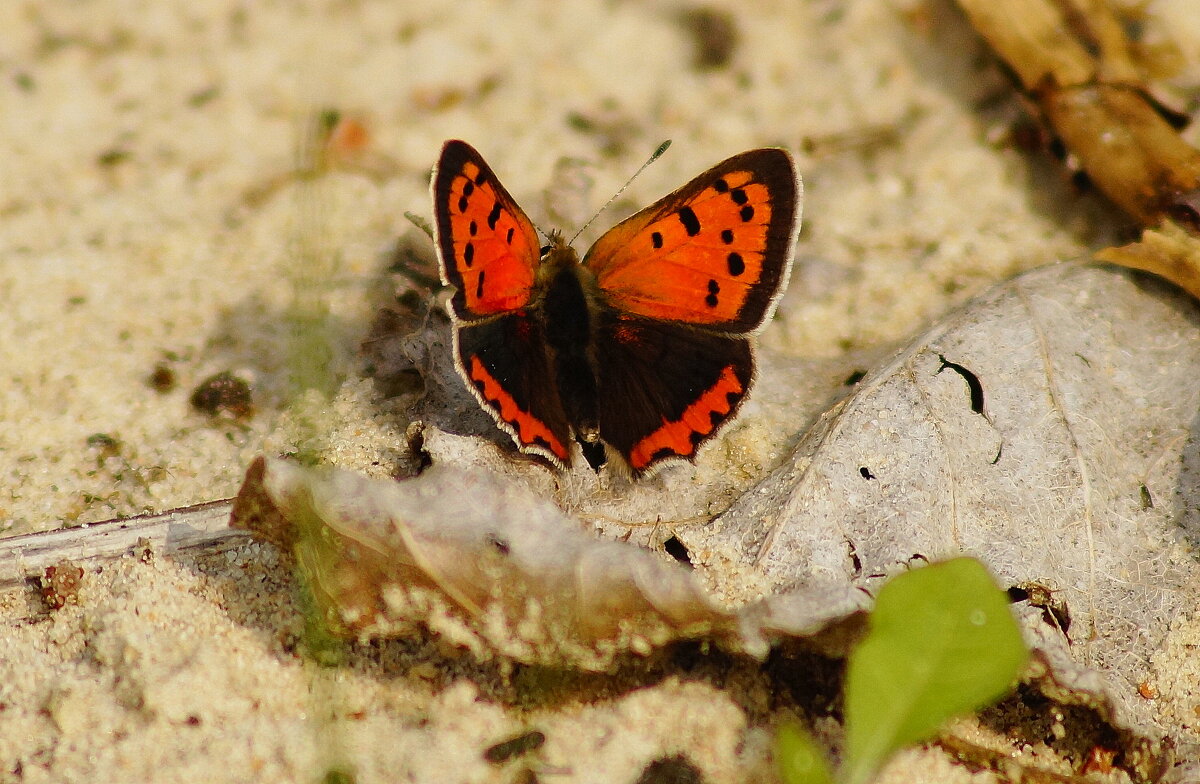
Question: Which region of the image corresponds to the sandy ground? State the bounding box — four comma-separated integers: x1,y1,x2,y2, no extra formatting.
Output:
1,0,1198,782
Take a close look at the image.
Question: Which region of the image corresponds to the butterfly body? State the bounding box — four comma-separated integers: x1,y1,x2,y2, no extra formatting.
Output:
529,235,602,450
433,140,801,477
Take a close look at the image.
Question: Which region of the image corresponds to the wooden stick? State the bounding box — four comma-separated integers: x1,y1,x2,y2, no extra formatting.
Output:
0,499,244,589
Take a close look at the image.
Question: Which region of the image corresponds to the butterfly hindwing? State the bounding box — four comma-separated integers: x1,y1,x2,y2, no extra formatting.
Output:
455,313,573,468
583,148,800,334
595,312,754,476
432,140,542,320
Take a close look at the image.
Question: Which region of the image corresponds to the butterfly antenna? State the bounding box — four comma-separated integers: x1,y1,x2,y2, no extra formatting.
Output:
569,140,671,245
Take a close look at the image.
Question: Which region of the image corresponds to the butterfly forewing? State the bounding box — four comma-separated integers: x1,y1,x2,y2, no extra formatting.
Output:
583,148,800,334
433,140,542,320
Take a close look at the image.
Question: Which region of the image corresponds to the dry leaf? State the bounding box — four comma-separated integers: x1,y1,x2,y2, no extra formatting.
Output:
955,0,1200,226
1096,221,1200,300
230,457,869,670
686,261,1200,739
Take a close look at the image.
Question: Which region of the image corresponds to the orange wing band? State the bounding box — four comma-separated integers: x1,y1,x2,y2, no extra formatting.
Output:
628,364,744,471
468,356,570,462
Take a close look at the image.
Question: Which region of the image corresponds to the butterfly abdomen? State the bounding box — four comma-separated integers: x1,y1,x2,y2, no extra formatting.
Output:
539,241,601,451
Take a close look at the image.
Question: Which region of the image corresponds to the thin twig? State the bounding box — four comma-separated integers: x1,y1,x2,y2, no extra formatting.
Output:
0,500,243,589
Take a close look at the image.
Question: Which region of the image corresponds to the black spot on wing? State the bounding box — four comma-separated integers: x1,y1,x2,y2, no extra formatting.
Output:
476,269,486,300
727,252,744,275
464,242,475,266
730,188,748,205
678,206,701,236
721,229,734,244
487,201,502,230
651,231,663,249
739,205,754,222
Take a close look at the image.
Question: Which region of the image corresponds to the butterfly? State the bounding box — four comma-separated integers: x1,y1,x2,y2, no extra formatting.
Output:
431,139,802,477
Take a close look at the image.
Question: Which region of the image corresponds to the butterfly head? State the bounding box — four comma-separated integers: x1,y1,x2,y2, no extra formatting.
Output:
539,229,570,257
535,230,583,279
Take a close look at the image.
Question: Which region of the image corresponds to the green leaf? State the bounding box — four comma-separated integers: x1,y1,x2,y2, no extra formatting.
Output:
776,722,835,784
841,557,1028,784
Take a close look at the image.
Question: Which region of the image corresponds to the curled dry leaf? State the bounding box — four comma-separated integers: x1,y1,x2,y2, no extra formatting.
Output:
685,262,1200,739
1096,221,1200,302
230,457,868,670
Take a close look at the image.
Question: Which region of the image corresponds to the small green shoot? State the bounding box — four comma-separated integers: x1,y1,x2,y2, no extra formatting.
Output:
777,557,1028,784
404,211,435,241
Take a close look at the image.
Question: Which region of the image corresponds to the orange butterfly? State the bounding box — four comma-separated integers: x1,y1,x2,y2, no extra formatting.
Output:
432,140,802,476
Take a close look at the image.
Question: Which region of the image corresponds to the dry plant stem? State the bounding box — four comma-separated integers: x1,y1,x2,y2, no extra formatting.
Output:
954,0,1200,227
0,500,241,589
937,734,1105,784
